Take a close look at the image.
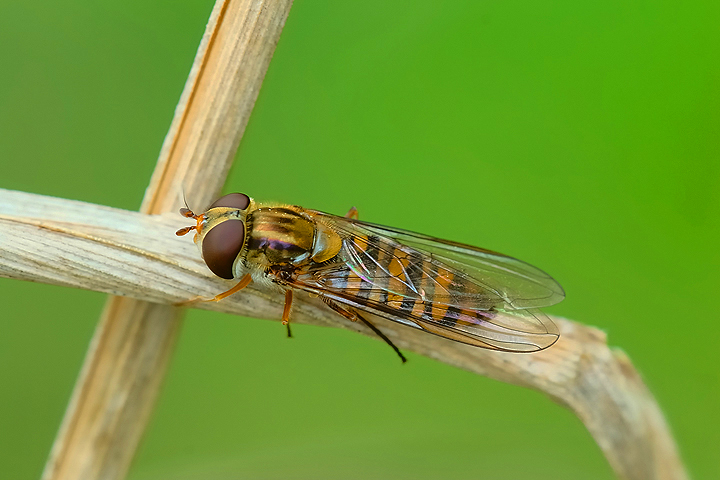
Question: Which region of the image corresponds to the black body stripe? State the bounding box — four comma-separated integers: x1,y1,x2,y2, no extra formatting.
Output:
400,298,416,313
356,235,381,301
423,301,434,321
333,260,350,290
440,306,461,327
405,252,424,294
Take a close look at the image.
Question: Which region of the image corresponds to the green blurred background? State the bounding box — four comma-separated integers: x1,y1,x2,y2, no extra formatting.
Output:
1,0,718,478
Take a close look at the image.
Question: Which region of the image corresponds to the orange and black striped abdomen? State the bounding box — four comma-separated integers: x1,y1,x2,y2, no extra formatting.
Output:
323,233,495,329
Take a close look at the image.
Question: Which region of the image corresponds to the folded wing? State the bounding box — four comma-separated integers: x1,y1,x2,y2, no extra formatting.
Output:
291,212,562,352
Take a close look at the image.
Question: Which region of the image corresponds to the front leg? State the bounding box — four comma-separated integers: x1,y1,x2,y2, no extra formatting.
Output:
177,273,252,306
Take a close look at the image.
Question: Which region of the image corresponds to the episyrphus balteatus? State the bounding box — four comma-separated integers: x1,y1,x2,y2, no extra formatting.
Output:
177,193,564,362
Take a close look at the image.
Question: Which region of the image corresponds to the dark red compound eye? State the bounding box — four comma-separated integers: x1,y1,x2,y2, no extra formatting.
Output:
202,220,246,279
209,193,250,210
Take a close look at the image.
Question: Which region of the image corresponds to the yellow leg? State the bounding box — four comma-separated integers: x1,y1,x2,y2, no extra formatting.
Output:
282,290,294,337
345,206,359,219
282,290,293,325
177,273,252,306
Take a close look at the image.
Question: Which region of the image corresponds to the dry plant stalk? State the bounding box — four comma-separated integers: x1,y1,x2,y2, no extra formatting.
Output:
0,188,688,480
36,1,294,479
0,0,688,479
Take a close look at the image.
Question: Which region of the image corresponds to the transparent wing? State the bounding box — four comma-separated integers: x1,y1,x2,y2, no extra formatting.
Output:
317,212,565,309
291,211,562,352
362,222,564,309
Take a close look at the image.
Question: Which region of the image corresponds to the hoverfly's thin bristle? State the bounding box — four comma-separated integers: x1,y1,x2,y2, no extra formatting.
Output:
176,226,195,236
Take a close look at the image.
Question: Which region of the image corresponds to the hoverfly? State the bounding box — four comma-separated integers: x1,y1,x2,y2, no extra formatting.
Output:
177,193,564,362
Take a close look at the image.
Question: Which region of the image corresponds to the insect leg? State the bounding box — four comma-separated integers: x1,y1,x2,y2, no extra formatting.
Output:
322,297,407,363
177,273,252,306
345,206,359,219
282,290,293,338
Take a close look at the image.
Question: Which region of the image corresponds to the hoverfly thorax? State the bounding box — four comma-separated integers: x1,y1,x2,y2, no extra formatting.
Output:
176,193,254,279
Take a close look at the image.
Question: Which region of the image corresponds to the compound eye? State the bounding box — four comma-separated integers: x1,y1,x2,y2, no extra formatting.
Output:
202,220,246,279
209,193,250,210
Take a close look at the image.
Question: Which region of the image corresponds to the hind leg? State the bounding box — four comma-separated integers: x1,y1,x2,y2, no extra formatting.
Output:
321,297,406,363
